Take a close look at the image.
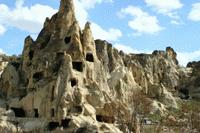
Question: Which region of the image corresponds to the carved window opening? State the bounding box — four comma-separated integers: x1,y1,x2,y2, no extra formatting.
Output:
34,109,39,118
33,72,44,82
72,62,83,72
51,108,55,117
29,50,34,60
64,36,71,44
51,86,55,102
96,115,115,123
61,119,71,129
11,107,25,117
48,122,59,131
71,78,78,87
86,53,94,62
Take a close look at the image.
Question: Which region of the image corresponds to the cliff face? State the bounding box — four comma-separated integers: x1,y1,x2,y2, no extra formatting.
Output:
0,0,199,133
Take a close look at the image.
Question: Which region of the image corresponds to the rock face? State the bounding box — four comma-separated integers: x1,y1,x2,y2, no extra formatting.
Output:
0,0,200,132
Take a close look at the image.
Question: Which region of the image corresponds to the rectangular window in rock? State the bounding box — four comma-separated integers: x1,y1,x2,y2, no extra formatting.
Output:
86,53,94,62
72,62,83,72
51,108,55,117
11,107,26,117
34,109,39,118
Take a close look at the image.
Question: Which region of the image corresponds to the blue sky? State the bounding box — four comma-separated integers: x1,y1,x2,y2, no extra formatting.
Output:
1,0,200,66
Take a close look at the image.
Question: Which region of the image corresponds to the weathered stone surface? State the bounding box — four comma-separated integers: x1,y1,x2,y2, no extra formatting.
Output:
0,0,200,132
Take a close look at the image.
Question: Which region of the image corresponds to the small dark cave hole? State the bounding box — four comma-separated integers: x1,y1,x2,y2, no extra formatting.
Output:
70,106,83,114
34,109,39,118
72,62,83,72
10,62,20,70
48,122,59,131
33,72,44,82
29,50,34,60
61,119,71,129
64,36,71,44
71,78,78,87
11,107,25,117
179,88,190,99
86,53,94,62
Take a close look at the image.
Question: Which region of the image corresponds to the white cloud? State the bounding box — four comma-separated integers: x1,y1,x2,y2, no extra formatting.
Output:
0,0,57,34
0,48,5,54
0,25,6,35
145,0,183,17
114,43,151,54
188,3,200,22
74,0,122,41
119,6,164,35
91,23,122,41
177,50,200,66
79,0,113,9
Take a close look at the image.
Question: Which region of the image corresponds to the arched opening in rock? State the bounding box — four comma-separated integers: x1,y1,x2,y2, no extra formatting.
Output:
96,115,115,123
76,127,87,133
86,53,94,62
48,122,59,131
51,86,55,102
11,107,25,117
33,72,44,82
61,119,71,129
34,109,39,118
72,62,83,72
51,108,55,117
64,36,71,44
29,50,34,60
71,78,78,87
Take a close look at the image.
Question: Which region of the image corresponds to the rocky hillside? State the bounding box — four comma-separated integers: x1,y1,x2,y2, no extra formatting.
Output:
0,0,200,133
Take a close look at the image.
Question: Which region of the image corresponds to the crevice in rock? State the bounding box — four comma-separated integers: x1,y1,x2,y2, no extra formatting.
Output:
29,50,34,60
51,108,55,117
51,86,55,102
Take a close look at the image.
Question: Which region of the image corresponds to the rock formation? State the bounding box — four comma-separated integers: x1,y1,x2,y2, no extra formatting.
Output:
0,0,200,132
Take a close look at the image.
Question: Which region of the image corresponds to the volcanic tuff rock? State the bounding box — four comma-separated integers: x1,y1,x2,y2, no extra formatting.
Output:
0,0,200,132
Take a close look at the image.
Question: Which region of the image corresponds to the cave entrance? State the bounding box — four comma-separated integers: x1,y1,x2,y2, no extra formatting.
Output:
34,109,39,118
86,53,94,62
11,107,26,117
48,122,59,131
61,119,71,129
33,72,44,82
72,62,83,72
64,36,71,44
71,78,78,87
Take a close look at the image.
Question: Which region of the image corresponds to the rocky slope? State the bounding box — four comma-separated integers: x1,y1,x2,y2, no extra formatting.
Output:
0,0,200,132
